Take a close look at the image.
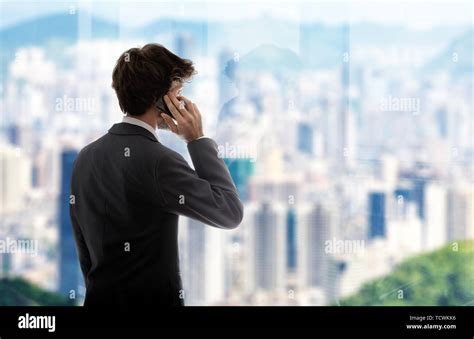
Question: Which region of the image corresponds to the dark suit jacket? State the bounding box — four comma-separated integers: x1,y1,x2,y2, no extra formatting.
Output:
70,122,243,308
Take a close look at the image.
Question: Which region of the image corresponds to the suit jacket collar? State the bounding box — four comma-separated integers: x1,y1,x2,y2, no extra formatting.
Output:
108,122,158,142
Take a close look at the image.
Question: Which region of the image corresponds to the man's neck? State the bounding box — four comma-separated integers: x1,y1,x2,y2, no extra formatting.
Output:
126,112,157,130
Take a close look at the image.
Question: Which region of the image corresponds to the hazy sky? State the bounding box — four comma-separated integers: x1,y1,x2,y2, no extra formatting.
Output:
0,0,472,29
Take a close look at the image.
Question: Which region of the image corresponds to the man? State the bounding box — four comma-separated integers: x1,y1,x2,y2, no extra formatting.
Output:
70,43,243,308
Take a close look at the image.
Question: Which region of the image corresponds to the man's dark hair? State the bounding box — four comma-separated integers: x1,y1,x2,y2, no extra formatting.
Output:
112,43,195,116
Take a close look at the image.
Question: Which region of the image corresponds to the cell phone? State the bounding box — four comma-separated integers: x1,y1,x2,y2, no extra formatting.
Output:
155,96,173,116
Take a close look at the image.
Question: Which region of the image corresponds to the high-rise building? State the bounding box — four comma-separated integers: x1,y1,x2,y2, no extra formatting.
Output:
180,218,227,305
368,192,386,239
0,144,31,214
423,183,447,250
394,186,413,217
224,158,254,202
412,177,427,221
387,209,423,256
325,258,347,305
378,155,398,189
6,124,20,146
180,218,205,305
338,23,355,168
447,185,474,241
286,208,297,273
248,202,286,291
435,107,448,138
58,149,79,296
297,121,313,155
298,203,336,289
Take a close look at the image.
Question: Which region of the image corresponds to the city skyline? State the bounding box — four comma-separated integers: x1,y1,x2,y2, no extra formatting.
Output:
0,1,472,306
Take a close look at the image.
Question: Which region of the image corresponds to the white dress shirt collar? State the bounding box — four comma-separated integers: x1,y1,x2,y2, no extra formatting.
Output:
122,116,158,140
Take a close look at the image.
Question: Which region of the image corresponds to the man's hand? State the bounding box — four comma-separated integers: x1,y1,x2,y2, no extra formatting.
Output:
161,93,204,143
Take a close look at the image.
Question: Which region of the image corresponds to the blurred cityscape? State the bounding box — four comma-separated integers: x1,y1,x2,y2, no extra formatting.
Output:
0,1,473,306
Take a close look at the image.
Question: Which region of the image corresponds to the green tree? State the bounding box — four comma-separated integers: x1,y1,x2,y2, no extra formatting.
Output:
340,240,474,306
0,277,73,306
